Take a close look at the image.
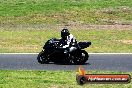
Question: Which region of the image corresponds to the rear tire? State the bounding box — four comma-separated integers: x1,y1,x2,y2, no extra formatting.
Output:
37,51,50,64
73,50,89,65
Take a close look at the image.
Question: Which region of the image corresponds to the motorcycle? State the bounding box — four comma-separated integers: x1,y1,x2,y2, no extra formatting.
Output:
37,38,91,64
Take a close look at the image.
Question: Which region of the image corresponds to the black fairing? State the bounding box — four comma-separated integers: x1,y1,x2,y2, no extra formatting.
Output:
43,38,60,50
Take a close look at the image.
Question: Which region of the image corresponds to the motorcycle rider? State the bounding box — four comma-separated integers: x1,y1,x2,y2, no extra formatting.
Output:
60,28,77,53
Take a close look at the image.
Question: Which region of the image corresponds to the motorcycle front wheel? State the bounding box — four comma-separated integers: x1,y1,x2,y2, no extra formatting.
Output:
37,51,50,64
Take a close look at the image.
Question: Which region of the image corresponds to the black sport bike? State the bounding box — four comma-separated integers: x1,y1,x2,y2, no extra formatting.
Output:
37,38,91,64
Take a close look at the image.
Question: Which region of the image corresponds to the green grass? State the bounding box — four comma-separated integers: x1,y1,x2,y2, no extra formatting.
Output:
0,0,132,24
0,70,132,88
0,1,131,88
0,29,132,53
0,0,132,53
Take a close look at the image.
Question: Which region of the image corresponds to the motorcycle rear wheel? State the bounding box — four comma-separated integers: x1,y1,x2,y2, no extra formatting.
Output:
73,50,89,65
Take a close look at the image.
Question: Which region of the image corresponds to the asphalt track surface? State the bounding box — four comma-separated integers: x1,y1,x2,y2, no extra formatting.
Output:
0,53,132,72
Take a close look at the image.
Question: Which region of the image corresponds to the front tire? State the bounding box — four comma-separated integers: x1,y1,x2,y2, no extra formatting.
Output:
37,51,50,64
73,50,89,65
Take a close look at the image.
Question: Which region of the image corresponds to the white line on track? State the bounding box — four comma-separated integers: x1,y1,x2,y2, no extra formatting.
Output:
0,53,132,54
